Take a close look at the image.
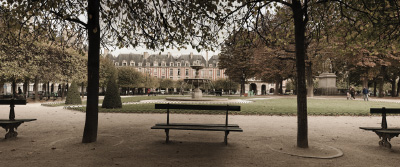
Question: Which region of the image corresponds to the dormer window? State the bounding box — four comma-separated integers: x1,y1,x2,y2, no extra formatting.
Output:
130,61,135,66
170,62,174,66
115,62,119,66
138,63,142,66
209,64,213,67
154,61,158,67
122,60,127,66
177,62,181,67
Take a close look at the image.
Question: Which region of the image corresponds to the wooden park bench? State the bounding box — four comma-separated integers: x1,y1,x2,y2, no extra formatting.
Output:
0,99,36,139
360,107,400,149
151,103,243,145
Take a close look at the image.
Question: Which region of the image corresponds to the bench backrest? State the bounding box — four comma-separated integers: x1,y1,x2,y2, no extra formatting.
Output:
155,104,240,111
370,108,400,114
370,107,400,129
0,99,27,105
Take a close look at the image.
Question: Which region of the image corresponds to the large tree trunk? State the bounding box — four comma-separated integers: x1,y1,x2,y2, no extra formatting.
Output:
292,1,308,148
23,80,28,99
240,79,245,97
61,83,66,100
378,77,384,98
397,75,400,97
12,80,16,98
391,75,396,97
82,0,100,143
47,81,50,100
378,66,385,98
81,82,85,99
274,79,279,95
306,63,313,97
373,80,377,97
34,76,39,102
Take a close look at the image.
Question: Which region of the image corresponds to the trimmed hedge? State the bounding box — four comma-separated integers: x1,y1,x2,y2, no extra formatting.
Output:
65,81,82,105
102,69,122,109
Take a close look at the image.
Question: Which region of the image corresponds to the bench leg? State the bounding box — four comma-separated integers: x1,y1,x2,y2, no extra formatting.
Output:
224,131,229,145
5,128,18,139
165,129,170,144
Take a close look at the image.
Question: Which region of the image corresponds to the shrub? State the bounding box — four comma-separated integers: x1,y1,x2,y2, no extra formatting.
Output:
65,81,82,105
102,69,122,109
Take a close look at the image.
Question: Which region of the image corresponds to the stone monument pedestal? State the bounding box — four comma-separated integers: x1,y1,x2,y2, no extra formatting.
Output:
316,72,338,95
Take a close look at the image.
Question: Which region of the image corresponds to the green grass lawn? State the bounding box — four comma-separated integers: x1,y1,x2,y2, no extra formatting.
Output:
69,97,400,116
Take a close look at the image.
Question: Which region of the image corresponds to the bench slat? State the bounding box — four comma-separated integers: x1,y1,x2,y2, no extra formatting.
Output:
155,104,240,111
155,123,239,127
151,125,243,132
0,119,37,122
370,108,400,114
0,100,27,105
375,130,400,134
360,127,400,131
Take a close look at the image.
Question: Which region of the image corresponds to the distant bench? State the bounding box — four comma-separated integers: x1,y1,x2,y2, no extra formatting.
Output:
151,104,243,145
360,107,400,149
0,99,36,139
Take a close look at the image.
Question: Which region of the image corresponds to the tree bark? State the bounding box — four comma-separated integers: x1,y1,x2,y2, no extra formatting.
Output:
12,80,16,98
373,80,377,97
306,63,313,97
82,0,100,143
23,80,28,99
391,75,396,97
292,1,308,148
34,76,39,102
47,81,50,100
81,82,85,99
274,79,279,95
240,79,245,97
397,76,400,97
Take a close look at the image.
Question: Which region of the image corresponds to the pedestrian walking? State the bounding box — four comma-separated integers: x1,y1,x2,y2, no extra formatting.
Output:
363,87,369,101
350,87,356,100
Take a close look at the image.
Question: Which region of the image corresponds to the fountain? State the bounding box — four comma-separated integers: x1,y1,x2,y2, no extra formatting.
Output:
166,65,228,101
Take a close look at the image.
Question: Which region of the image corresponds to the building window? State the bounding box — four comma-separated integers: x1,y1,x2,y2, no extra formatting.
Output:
170,69,173,76
146,63,150,66
154,61,158,67
162,76,165,79
161,62,166,66
122,60,127,66
217,70,220,77
170,76,173,79
185,69,189,76
216,62,219,67
138,63,142,66
209,70,212,78
209,64,213,67
154,68,157,75
201,70,204,77
162,68,165,75
115,62,119,66
177,62,181,67
177,69,181,76
170,62,174,66
130,61,135,66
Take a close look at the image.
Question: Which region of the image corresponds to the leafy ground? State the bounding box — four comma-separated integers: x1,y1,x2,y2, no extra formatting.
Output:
67,96,400,116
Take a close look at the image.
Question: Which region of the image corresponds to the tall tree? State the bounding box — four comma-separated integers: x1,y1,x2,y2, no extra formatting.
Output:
219,30,258,96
